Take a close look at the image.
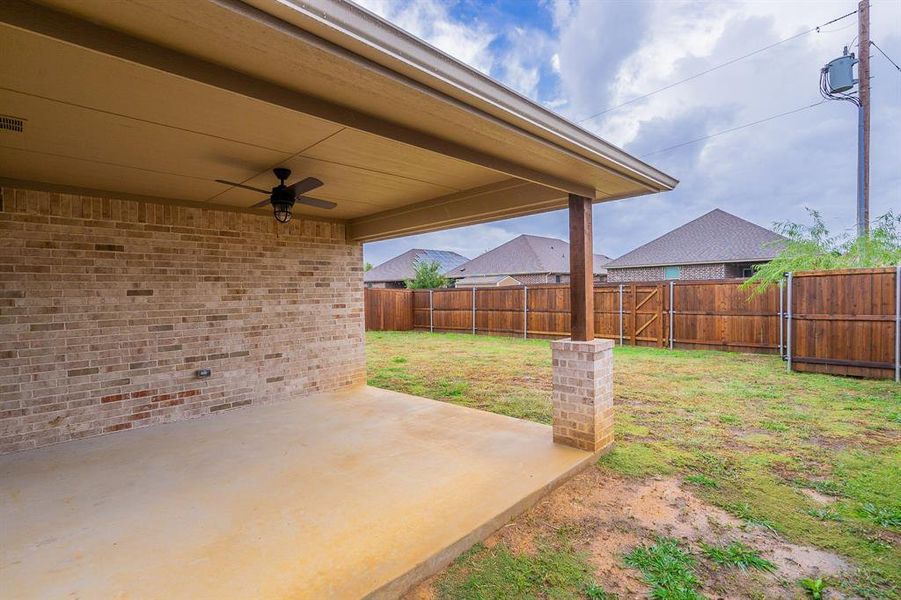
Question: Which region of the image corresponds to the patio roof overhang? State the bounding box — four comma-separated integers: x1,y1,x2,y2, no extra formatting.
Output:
0,0,676,243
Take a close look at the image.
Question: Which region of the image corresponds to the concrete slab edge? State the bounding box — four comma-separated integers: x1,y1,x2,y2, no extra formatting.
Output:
364,444,606,599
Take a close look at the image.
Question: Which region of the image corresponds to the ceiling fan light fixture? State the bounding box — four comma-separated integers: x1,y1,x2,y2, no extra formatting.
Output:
273,201,293,224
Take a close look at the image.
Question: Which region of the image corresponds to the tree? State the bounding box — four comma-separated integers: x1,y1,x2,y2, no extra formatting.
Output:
363,261,373,272
405,260,448,289
742,209,901,295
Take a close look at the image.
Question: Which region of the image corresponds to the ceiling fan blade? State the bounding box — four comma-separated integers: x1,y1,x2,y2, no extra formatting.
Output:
296,196,337,210
286,177,323,196
251,198,272,208
215,179,270,194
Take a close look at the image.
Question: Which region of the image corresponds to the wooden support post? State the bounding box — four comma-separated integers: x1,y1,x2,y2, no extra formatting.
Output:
568,194,594,341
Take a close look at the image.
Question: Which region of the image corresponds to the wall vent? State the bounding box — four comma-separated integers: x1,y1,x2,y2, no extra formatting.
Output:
0,115,25,133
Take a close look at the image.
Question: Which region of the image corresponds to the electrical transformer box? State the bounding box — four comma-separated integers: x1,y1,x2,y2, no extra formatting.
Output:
826,54,858,93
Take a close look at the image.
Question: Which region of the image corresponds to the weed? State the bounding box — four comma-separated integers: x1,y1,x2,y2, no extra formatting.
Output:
689,452,740,480
844,567,899,599
684,474,718,488
799,577,828,599
723,503,778,532
435,379,468,398
390,355,407,364
701,541,775,572
718,414,741,425
584,583,618,599
760,420,790,432
623,537,703,600
859,503,901,529
794,478,844,497
805,507,843,522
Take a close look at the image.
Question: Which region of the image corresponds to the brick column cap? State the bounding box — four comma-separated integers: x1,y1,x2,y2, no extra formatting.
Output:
550,338,615,353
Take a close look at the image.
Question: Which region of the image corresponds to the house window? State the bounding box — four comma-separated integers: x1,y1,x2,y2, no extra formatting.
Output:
663,266,681,280
738,263,757,278
554,275,561,283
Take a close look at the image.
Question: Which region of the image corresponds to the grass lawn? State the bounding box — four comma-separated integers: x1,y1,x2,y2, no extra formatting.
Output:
367,331,900,599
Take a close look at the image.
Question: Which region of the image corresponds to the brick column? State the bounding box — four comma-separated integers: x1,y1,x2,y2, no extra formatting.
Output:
550,338,614,453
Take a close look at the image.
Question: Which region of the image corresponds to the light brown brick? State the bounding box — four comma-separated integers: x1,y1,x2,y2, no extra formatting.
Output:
0,187,366,454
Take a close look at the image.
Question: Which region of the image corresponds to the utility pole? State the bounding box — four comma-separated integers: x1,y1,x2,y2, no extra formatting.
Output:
857,0,870,237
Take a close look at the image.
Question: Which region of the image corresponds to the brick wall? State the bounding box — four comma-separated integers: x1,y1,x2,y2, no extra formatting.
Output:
681,263,728,280
606,266,664,282
0,187,365,454
607,263,729,282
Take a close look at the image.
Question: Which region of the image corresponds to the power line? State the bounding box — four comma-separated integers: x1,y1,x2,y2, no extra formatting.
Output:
639,100,827,158
574,9,858,125
871,40,901,73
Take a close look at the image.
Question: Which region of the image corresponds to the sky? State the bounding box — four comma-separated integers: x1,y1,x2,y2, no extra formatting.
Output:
359,0,901,267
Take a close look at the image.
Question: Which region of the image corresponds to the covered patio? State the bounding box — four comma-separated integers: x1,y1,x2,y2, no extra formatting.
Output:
0,0,676,597
1,386,594,598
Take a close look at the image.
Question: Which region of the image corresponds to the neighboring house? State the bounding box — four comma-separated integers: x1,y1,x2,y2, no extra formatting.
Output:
364,249,469,288
446,235,611,287
605,209,785,282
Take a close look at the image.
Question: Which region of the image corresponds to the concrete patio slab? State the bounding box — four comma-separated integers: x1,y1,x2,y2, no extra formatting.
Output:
0,386,594,599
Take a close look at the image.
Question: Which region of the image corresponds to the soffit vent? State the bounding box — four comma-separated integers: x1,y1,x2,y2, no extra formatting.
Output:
0,115,25,133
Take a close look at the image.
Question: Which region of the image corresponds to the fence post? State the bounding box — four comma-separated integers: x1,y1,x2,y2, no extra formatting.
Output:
778,279,784,359
786,272,793,372
472,287,476,335
618,284,624,346
429,289,434,333
895,265,900,383
631,284,637,345
523,286,528,339
668,281,674,350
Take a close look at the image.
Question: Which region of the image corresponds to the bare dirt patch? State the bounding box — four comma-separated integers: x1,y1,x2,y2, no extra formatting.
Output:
405,467,851,599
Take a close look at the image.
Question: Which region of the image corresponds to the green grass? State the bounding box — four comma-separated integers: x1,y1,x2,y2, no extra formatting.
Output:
684,474,719,489
435,539,598,600
701,541,775,572
623,537,703,600
366,331,901,594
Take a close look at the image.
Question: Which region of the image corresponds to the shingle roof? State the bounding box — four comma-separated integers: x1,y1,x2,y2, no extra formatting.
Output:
605,209,786,269
445,235,610,278
364,249,469,283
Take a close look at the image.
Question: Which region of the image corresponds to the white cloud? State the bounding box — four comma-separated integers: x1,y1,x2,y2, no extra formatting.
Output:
363,0,901,264
354,0,496,74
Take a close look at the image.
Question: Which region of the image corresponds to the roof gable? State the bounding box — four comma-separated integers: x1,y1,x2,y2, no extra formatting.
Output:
446,234,610,278
605,209,786,269
365,249,469,282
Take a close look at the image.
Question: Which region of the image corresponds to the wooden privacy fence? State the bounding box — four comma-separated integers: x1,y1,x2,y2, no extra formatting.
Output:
786,267,899,380
364,288,413,331
364,267,901,380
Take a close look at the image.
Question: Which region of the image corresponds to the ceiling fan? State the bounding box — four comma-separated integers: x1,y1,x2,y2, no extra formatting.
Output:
216,168,336,223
